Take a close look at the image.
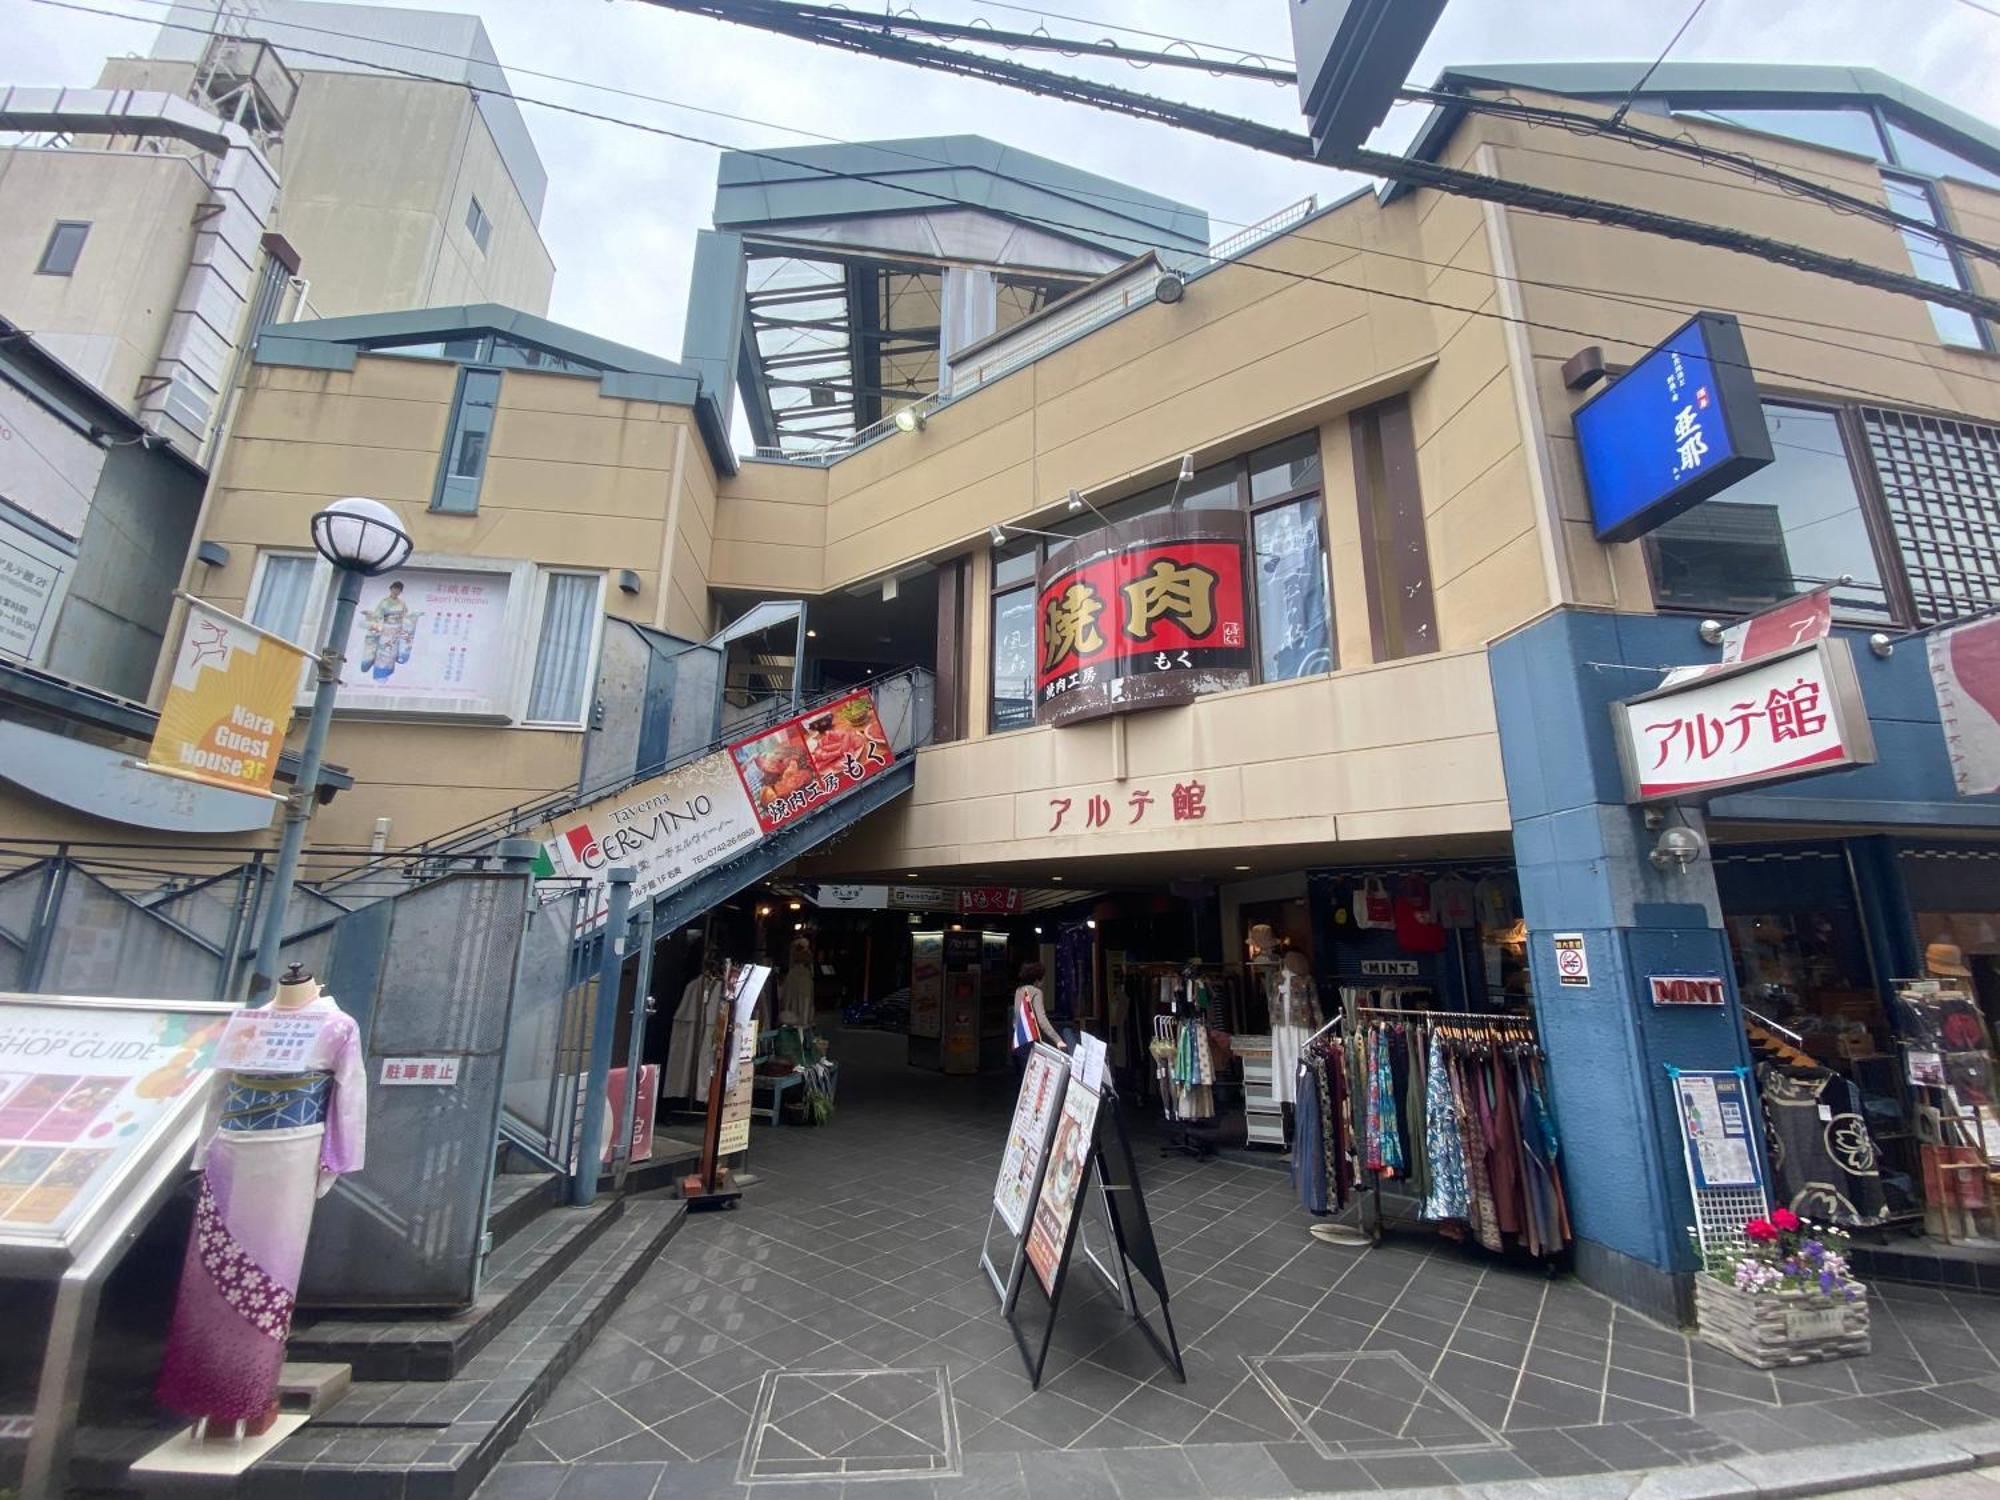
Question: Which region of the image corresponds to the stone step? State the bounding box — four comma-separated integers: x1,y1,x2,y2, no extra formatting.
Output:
235,1197,687,1500
287,1196,626,1381
487,1171,562,1249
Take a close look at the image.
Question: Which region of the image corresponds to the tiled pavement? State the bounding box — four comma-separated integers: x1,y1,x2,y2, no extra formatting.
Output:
475,1031,2000,1499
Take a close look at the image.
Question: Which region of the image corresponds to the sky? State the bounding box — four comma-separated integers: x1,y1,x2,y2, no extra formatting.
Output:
11,0,2000,370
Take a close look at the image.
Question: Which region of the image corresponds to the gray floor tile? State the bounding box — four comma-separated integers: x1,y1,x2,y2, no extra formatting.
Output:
1102,1444,1206,1499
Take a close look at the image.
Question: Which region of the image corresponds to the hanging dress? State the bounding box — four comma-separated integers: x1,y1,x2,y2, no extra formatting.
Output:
1422,1035,1469,1221
157,996,366,1424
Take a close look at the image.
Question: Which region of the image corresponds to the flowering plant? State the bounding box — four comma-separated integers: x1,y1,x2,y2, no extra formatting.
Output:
1712,1210,1860,1299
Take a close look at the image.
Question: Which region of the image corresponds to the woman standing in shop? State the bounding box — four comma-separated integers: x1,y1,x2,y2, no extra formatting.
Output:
1012,961,1065,1089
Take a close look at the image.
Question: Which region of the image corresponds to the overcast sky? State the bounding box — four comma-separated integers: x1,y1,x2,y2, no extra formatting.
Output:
12,0,2000,368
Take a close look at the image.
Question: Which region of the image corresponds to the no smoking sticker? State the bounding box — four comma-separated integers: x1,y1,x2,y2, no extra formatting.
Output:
1554,933,1590,987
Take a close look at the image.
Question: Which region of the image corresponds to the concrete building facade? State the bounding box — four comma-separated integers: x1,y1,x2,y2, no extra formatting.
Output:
10,64,2000,1317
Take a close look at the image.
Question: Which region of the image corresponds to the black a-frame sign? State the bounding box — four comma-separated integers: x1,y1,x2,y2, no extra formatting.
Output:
1002,1085,1185,1389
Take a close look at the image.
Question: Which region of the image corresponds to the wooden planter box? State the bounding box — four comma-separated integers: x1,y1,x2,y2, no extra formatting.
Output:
1694,1275,1870,1369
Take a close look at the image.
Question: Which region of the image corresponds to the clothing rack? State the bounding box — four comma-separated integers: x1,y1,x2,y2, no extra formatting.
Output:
1152,1011,1217,1159
1336,994,1554,1252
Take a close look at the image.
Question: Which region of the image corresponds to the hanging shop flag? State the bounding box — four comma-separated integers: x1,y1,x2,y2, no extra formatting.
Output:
1722,585,1834,665
1613,638,1875,803
729,689,896,833
144,596,309,799
1928,614,2000,797
1036,511,1251,727
1573,311,1774,543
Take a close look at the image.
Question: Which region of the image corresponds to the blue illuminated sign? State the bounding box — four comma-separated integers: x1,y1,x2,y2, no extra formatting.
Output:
1573,311,1774,544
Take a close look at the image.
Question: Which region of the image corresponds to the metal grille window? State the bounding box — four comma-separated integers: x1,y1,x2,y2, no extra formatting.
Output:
1862,406,2000,625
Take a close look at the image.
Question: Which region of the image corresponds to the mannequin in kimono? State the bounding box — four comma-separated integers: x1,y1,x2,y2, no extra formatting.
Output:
157,964,366,1438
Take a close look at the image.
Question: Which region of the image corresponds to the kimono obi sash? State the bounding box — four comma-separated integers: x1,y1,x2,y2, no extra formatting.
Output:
220,1072,332,1132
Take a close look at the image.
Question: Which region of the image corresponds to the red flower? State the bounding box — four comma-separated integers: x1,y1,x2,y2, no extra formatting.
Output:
1771,1208,1801,1232
1744,1219,1778,1243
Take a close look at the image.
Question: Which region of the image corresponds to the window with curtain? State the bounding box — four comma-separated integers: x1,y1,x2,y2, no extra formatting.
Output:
526,573,600,723
249,553,316,644
1252,498,1333,681
433,369,503,513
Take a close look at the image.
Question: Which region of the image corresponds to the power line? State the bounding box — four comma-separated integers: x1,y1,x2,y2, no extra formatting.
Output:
1608,0,1710,129
750,5,1294,82
639,0,2000,324
1403,85,2000,269
26,0,1995,417
956,0,1295,67
1945,0,2000,19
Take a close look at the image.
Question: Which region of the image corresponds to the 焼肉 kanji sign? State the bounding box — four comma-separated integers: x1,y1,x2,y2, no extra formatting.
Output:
1035,511,1251,727
1613,639,1875,803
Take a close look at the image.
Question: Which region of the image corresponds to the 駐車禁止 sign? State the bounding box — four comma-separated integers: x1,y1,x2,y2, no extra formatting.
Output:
1613,639,1875,803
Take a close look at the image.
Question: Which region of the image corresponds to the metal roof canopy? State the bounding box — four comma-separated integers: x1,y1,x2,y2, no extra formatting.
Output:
1391,61,2000,201
708,135,1208,453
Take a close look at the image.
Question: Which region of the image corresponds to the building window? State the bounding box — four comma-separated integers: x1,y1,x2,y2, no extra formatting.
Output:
1252,497,1333,681
1882,175,1987,349
526,572,602,723
36,221,89,277
1351,395,1437,660
1649,402,1895,625
433,368,502,513
1862,406,2000,625
985,430,1333,729
248,553,317,643
465,195,491,253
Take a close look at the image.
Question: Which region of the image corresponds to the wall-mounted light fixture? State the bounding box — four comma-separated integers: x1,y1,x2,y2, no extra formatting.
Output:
893,406,926,434
617,568,641,595
1154,272,1186,304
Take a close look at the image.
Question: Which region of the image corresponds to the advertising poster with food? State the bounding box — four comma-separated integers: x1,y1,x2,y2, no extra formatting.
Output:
994,1045,1068,1237
0,1000,226,1244
730,691,895,834
1024,1072,1103,1295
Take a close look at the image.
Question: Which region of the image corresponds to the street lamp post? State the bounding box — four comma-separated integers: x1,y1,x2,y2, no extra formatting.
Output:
248,496,412,997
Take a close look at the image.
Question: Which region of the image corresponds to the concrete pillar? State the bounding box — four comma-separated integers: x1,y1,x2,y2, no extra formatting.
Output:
1491,610,1759,1324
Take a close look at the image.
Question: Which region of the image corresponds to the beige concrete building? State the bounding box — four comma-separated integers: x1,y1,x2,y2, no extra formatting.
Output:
0,0,552,461
12,59,2000,1315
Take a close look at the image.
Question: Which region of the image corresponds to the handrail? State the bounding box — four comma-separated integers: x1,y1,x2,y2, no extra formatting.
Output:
381,664,934,872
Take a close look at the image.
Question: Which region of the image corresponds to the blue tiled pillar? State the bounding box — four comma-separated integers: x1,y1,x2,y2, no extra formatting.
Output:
1491,611,1758,1324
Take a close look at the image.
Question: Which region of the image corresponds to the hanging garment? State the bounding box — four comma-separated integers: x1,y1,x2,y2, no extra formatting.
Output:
1373,1029,1405,1178
1403,1022,1430,1208
1761,1065,1890,1227
1475,1056,1519,1240
1422,1036,1469,1221
1387,1026,1416,1179
1513,1059,1559,1256
1293,1057,1327,1214
665,974,709,1100
1453,1050,1503,1252
157,997,366,1424
1268,972,1315,1107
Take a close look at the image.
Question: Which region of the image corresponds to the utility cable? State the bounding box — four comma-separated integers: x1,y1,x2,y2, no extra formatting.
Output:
750,5,1294,81
1398,84,2000,269
27,0,1999,415
1607,0,1710,129
957,0,1296,67
637,0,2000,324
71,0,2000,320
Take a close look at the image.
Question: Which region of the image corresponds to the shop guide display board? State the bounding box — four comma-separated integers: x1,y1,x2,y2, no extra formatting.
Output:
0,993,235,1500
986,1034,1183,1389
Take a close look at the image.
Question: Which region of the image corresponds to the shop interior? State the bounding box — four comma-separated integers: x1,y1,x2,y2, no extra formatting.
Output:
622,852,1571,1270
1716,837,2000,1254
